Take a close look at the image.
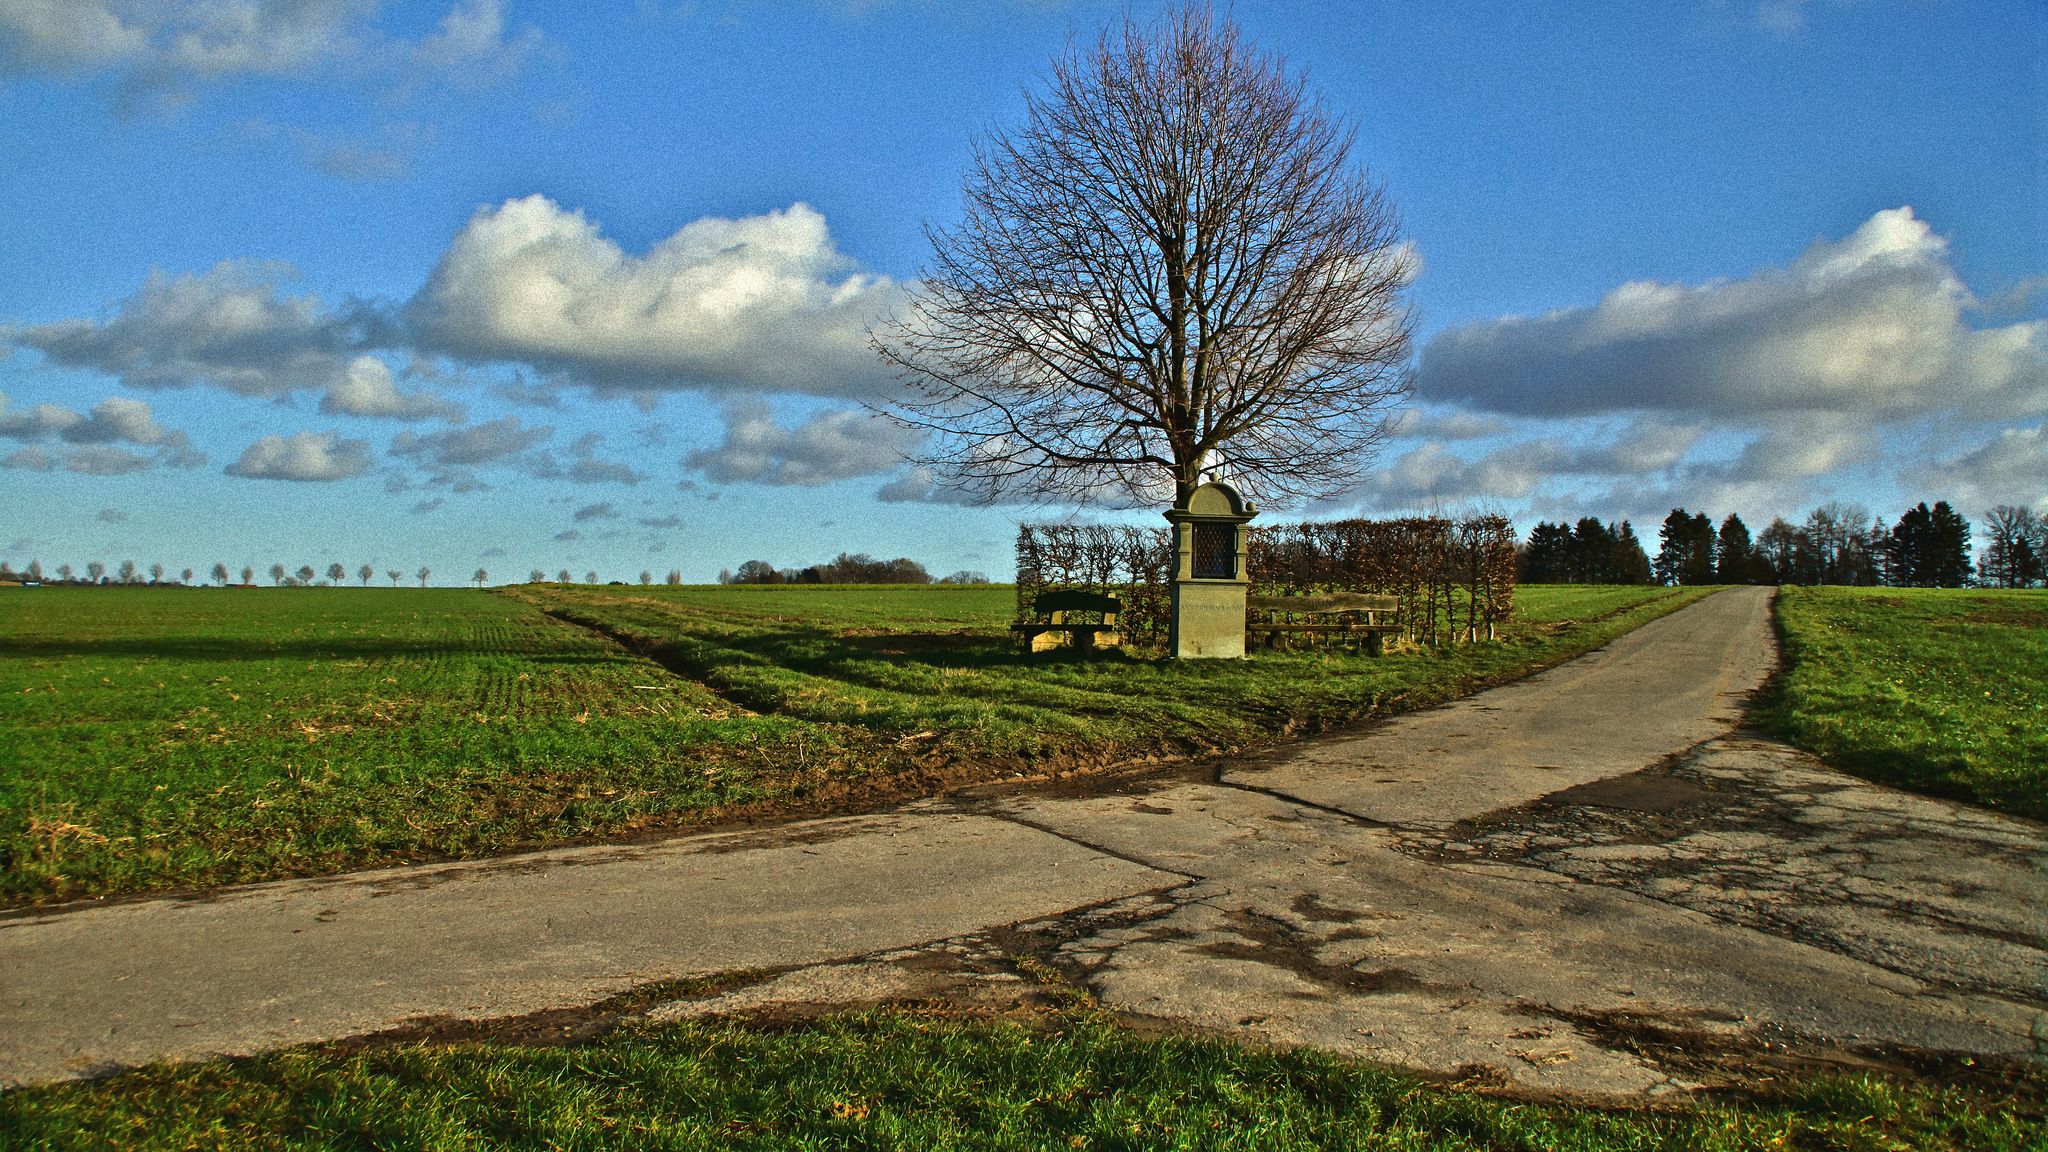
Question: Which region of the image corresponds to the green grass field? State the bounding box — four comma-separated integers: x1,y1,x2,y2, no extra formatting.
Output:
5,1011,2038,1151
0,582,1710,906
1763,586,2048,822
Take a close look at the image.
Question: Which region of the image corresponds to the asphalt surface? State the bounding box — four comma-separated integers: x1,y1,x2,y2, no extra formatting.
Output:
6,585,2043,1094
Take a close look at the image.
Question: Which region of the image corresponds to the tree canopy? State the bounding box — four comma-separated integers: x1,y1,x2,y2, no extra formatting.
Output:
879,3,1413,508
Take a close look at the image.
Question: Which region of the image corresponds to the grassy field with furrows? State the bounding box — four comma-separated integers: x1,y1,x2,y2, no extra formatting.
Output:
5,1011,2039,1151
1763,586,2048,822
1,583,1713,906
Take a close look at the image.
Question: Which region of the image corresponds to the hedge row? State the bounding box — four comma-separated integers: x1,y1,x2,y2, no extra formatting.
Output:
1014,515,1517,648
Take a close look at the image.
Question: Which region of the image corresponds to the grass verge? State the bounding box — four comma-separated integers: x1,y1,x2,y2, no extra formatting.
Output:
4,1011,2039,1151
1,583,1713,906
1761,586,2047,822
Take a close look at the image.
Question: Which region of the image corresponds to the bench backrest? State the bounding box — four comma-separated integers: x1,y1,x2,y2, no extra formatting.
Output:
1031,589,1121,619
1248,593,1400,614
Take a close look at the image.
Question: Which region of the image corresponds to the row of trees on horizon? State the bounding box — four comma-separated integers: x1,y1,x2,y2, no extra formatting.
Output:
0,561,674,589
10,504,2042,593
0,556,992,589
719,553,990,586
1522,503,2046,589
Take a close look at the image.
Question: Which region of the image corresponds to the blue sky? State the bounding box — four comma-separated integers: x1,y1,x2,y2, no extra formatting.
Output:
2,0,2041,584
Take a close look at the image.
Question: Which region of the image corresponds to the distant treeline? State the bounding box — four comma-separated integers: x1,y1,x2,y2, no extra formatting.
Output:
718,553,989,586
1521,502,2045,588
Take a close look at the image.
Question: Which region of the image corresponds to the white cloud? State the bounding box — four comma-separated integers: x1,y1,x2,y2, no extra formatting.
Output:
1,446,56,471
1915,425,2048,512
1385,407,1507,442
406,196,903,397
0,0,542,94
1347,420,1704,513
685,402,921,486
0,396,83,438
526,429,645,485
65,445,157,475
1419,208,2047,424
0,393,204,469
10,261,360,398
226,430,372,481
389,414,550,467
320,355,464,421
874,465,1015,506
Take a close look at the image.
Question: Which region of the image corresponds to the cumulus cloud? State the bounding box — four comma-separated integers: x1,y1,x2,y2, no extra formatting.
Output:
66,445,160,475
1419,208,2047,424
226,430,371,481
406,196,902,397
389,415,549,468
0,0,542,97
571,501,617,522
527,430,645,485
0,397,81,438
1346,420,1705,513
874,466,1005,506
320,355,464,421
553,528,582,541
0,393,204,469
1385,407,1508,442
9,261,362,398
1915,425,2048,511
0,446,56,471
686,402,921,486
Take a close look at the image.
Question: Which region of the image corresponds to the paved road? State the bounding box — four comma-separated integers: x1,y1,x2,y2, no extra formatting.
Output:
5,587,2042,1093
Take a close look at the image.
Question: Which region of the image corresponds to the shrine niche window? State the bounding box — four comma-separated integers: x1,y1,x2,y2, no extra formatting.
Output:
1192,522,1236,580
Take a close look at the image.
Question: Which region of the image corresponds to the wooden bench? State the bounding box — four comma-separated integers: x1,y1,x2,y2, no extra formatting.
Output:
1012,590,1122,652
1246,593,1402,655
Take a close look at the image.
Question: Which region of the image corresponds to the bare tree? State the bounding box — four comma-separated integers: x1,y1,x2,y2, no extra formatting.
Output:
639,570,652,585
58,563,74,582
88,561,105,584
387,568,402,587
297,564,317,585
270,563,286,586
585,570,598,584
119,560,138,584
529,569,546,583
558,568,573,583
1981,506,2041,588
358,563,374,586
473,568,488,588
180,567,194,585
417,566,431,588
211,562,230,585
877,4,1412,508
241,566,254,585
326,562,346,585
149,562,164,584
